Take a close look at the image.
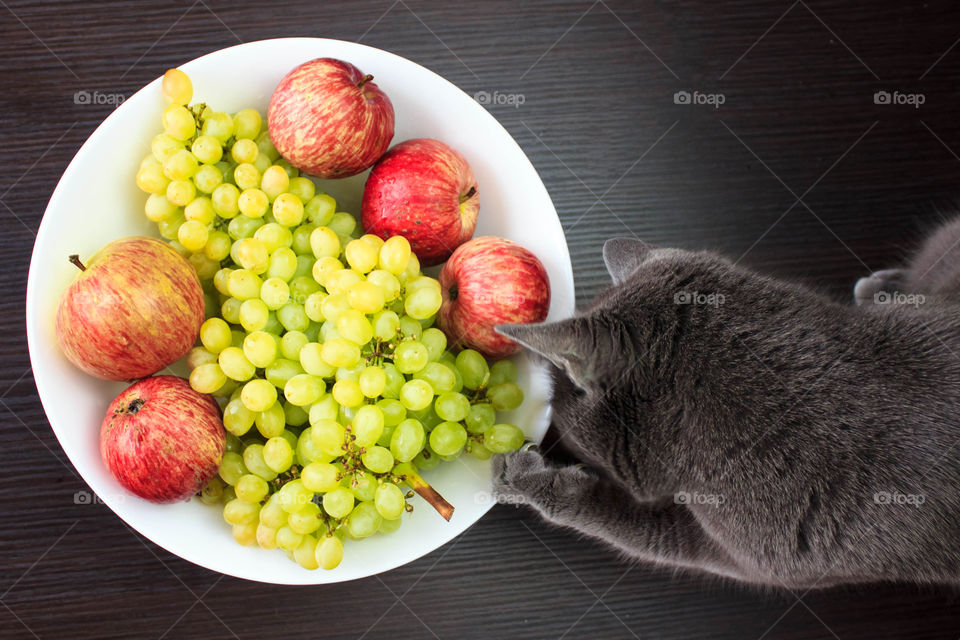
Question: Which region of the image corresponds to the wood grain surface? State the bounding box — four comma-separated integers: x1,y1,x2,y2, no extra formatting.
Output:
4,1,960,638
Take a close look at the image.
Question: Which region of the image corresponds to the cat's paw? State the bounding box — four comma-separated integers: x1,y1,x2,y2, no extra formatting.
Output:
854,268,908,306
491,448,596,520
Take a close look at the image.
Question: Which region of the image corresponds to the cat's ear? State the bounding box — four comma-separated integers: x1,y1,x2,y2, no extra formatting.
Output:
603,237,654,285
496,318,607,389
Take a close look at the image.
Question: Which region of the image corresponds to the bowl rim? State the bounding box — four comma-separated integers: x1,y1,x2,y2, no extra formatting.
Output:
25,36,576,584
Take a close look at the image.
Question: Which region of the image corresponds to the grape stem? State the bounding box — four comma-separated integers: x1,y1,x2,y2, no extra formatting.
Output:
68,255,86,271
394,463,454,521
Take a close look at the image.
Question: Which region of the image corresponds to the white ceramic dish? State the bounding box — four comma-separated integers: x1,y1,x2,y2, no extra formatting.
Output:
25,38,575,584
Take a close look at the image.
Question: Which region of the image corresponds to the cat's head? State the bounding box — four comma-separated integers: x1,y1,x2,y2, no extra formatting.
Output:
496,237,758,466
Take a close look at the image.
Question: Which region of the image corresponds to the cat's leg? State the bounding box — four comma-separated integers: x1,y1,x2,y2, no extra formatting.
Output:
492,448,740,576
853,268,908,306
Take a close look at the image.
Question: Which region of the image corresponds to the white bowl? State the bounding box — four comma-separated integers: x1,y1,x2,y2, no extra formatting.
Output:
25,38,575,584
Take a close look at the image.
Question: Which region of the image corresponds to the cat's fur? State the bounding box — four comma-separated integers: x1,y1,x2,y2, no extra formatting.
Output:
492,220,960,588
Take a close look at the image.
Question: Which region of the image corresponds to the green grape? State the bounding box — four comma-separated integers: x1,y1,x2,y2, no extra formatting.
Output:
328,211,357,237
199,318,231,354
290,223,316,256
322,487,354,519
332,379,364,407
233,522,258,546
419,328,447,361
239,298,269,331
487,382,524,411
456,349,489,389
353,405,385,447
336,310,373,345
273,192,305,226
288,176,316,203
378,515,403,535
262,436,294,473
255,222,293,252
301,462,340,492
321,338,360,368
265,358,305,389
404,286,442,320
190,363,226,394
151,133,183,163
200,476,225,505
202,111,234,142
163,148,198,180
166,179,196,206
277,479,312,513
212,183,241,218
279,330,308,360
205,230,232,261
325,269,363,296
347,281,385,314
390,418,425,462
429,421,468,457
235,474,269,503
277,302,310,332
399,379,433,411
267,247,298,281
163,104,195,140
194,164,223,193
288,503,322,535
381,363,405,399
261,165,290,200
255,130,279,161
296,427,327,466
377,398,407,427
366,270,401,302
298,343,334,377
312,419,346,457
184,196,215,225
465,403,496,434
488,360,518,386
238,187,269,218
219,297,241,324
319,293,350,324
218,451,247,485
315,535,343,570
187,345,217,370
305,193,336,226
361,446,394,474
256,523,278,549
224,433,243,454
262,311,285,335
260,277,291,310
162,68,192,104
143,193,178,222
289,275,320,304
434,391,471,422
233,237,269,273
240,379,277,412
483,423,526,453
136,162,170,194
399,315,422,341
357,366,386,398
284,373,325,406
223,498,259,525
279,428,299,452
345,472,377,502
393,341,428,374
467,440,493,460
243,443,279,481
191,134,223,164
243,331,278,368
414,362,456,393
218,347,256,382
231,138,259,164
345,501,381,539
413,448,440,471
156,212,184,240
227,268,262,301
285,401,309,427
378,235,411,274
344,238,379,273
374,482,406,520
233,108,262,139
276,526,304,551
223,397,256,436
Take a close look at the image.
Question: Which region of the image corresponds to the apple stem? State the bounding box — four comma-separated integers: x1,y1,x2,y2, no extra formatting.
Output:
68,254,86,271
459,186,477,204
357,74,374,89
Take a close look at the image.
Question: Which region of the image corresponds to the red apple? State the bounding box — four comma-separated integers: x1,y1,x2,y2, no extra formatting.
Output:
268,57,395,178
56,236,204,381
362,138,479,266
438,236,550,358
100,376,225,503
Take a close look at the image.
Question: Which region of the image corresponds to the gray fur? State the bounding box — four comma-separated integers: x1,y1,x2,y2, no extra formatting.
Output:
493,224,960,588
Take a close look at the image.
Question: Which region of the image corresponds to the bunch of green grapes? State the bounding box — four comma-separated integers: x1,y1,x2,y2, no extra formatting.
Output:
136,68,527,571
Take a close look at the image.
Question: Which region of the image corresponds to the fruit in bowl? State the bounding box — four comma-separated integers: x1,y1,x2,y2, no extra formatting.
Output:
438,237,551,358
27,38,573,585
55,236,205,381
101,376,225,503
268,57,395,179
362,138,479,266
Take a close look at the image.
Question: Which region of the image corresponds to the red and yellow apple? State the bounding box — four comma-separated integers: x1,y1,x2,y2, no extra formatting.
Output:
438,236,550,358
362,138,479,266
100,376,225,503
56,236,204,381
268,57,395,179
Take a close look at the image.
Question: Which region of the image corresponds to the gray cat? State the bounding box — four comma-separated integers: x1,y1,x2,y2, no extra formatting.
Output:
492,220,960,588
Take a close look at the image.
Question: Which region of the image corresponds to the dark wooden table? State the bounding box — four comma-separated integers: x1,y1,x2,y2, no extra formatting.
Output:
4,1,960,638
